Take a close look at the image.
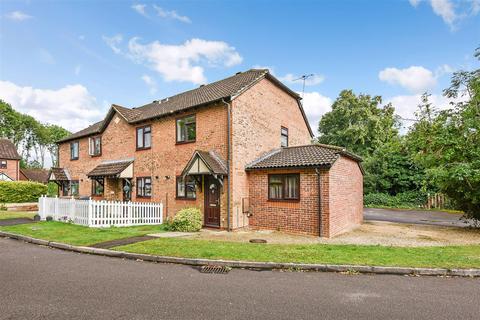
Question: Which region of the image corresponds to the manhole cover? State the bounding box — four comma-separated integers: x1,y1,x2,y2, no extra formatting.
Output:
199,265,231,274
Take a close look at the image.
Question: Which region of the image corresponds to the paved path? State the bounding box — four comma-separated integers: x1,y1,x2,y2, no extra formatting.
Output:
1,238,479,320
364,208,472,227
89,235,156,249
0,218,35,226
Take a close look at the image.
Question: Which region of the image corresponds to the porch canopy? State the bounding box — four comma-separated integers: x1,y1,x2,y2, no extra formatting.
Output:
181,150,228,182
48,167,71,182
87,159,134,179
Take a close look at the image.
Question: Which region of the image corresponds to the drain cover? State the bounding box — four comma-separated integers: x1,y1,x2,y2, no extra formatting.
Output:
200,265,231,274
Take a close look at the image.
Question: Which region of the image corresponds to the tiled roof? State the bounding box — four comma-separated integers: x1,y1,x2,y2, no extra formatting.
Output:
49,168,70,181
0,139,21,160
58,69,309,143
246,144,362,170
21,168,49,184
87,159,133,178
196,150,228,175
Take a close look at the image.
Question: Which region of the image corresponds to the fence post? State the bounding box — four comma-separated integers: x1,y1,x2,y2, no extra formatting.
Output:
54,195,59,220
88,197,93,227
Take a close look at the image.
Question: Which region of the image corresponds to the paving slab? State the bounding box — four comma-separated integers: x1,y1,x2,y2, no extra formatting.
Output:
89,235,156,249
0,218,35,226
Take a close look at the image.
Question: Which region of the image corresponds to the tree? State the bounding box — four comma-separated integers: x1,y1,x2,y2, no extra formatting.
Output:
410,48,480,221
0,100,70,168
317,90,399,157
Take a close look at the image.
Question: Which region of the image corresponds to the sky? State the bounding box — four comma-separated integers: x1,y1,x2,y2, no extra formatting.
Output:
0,0,479,134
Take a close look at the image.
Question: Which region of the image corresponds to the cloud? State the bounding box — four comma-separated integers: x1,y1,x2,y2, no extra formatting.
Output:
131,4,148,17
386,93,466,131
153,5,191,23
102,34,123,54
141,75,157,94
5,11,32,21
379,66,437,93
278,73,325,86
409,0,480,29
124,37,242,84
0,81,104,132
300,91,333,134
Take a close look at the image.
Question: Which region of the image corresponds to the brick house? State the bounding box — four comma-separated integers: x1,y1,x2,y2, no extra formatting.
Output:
51,69,363,237
0,138,21,181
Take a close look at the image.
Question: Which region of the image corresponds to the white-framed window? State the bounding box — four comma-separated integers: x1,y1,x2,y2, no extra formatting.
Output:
88,137,101,156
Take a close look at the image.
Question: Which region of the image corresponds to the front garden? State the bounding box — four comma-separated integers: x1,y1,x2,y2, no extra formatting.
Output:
1,220,480,269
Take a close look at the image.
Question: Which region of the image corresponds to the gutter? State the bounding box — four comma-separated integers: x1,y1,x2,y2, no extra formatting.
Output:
222,98,232,231
315,168,323,237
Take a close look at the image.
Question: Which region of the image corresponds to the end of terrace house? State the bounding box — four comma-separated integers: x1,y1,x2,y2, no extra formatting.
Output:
49,69,363,238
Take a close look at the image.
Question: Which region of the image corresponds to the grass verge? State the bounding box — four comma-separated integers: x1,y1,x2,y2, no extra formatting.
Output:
0,221,168,246
0,211,36,220
115,238,480,269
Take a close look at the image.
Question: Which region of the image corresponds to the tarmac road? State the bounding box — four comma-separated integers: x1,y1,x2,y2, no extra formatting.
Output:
1,237,479,319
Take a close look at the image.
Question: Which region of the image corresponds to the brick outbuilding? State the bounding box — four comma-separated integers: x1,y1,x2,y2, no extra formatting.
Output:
52,69,363,237
246,144,363,237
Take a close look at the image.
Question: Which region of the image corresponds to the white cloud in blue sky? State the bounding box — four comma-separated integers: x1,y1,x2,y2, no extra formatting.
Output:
124,37,242,84
410,0,480,29
5,11,32,21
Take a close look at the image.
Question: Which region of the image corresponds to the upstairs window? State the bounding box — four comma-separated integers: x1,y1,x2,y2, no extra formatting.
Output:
88,137,101,156
136,125,151,150
176,176,196,199
268,174,299,201
70,141,79,160
0,160,7,169
136,177,152,198
281,127,289,147
176,115,196,143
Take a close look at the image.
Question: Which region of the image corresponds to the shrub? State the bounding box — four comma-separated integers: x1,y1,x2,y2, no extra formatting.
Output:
0,181,48,203
170,207,202,232
364,191,428,209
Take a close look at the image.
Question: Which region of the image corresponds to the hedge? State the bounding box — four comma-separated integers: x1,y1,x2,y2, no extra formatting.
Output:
0,181,48,203
364,191,428,209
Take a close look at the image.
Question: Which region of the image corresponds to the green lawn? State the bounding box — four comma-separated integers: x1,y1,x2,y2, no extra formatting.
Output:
116,238,480,269
2,220,480,268
0,211,36,220
0,221,168,246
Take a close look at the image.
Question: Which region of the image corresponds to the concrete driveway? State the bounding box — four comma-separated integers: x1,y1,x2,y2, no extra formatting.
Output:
364,208,472,227
1,238,479,320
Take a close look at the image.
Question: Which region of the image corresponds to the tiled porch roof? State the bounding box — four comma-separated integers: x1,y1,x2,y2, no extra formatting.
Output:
245,144,362,170
182,150,228,177
49,168,70,181
87,159,133,178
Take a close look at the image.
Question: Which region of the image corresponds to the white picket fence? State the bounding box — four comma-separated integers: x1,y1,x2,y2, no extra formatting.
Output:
38,196,163,227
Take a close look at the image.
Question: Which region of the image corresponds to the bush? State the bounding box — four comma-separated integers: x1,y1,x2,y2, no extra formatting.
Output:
0,181,48,203
364,191,428,209
170,207,202,232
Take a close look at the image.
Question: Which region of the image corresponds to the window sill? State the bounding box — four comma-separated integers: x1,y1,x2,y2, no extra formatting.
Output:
136,196,152,199
175,140,196,145
70,158,79,161
175,197,197,201
136,147,151,151
90,154,102,158
267,198,300,203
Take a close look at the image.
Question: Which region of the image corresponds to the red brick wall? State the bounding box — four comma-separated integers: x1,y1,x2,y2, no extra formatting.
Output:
247,156,363,238
248,168,328,236
231,78,312,229
328,156,364,237
0,159,19,180
58,103,229,227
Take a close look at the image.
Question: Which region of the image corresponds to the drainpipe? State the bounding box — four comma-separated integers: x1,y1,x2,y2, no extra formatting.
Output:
315,168,322,237
221,98,231,231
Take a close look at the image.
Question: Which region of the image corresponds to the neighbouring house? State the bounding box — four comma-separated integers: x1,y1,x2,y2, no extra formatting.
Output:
0,138,21,181
51,69,363,237
20,168,50,184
